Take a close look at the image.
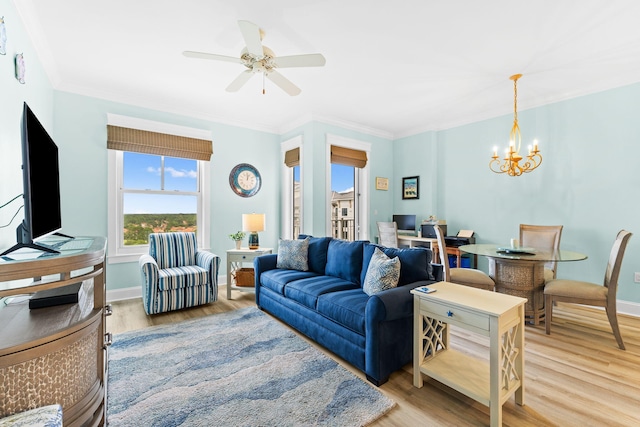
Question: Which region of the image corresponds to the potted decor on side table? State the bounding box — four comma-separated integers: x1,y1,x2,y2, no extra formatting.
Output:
229,231,246,250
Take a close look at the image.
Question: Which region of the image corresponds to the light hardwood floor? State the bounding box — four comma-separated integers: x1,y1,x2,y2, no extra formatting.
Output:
107,287,640,427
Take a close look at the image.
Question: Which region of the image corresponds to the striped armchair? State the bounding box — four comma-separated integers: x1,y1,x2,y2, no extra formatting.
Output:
139,232,220,315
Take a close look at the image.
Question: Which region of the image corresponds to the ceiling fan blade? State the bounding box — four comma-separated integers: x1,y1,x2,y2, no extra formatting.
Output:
226,70,254,92
275,54,326,68
266,70,301,96
238,20,264,57
183,51,241,64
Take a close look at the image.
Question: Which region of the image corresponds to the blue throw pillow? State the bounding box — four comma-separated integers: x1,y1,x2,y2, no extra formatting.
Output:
298,235,331,274
361,243,432,285
363,247,400,296
276,238,310,271
325,239,365,284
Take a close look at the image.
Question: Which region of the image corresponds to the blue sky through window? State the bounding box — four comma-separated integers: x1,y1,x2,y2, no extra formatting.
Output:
123,152,197,214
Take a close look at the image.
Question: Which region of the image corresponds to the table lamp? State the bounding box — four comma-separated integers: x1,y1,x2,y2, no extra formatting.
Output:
242,213,265,250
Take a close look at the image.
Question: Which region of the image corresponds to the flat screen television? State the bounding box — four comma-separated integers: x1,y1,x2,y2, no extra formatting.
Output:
1,103,63,256
392,214,416,234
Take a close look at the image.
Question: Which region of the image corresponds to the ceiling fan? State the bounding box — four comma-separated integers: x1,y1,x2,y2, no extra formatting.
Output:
183,20,326,96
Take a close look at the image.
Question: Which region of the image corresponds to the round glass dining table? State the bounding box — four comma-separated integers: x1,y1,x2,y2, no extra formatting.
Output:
458,244,587,324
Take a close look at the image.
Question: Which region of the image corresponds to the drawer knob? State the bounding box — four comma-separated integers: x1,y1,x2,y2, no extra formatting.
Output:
104,304,113,316
447,310,454,317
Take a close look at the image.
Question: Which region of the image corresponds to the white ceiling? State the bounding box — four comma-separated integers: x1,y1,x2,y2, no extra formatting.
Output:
15,0,640,138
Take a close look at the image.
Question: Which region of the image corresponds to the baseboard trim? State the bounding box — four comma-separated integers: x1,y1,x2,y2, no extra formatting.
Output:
107,275,227,303
618,300,640,318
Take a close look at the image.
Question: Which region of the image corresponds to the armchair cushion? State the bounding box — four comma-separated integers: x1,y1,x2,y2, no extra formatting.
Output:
149,232,198,269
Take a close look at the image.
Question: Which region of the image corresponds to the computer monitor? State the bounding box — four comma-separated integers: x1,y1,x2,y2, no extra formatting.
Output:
392,214,416,234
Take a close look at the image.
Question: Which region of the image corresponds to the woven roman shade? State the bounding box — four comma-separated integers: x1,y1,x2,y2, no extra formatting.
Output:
284,147,300,167
330,145,367,168
107,125,213,161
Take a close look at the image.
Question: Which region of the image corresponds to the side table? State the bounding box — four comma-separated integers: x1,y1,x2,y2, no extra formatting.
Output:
412,282,527,427
226,247,272,299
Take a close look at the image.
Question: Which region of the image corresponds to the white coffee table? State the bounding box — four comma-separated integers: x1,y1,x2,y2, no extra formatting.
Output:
411,282,527,427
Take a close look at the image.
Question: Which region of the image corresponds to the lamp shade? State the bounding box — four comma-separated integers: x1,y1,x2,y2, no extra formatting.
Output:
242,213,265,232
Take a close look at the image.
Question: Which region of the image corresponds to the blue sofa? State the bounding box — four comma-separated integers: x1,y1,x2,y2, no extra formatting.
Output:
254,236,442,386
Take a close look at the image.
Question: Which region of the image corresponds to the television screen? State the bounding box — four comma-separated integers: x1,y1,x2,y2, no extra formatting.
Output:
392,214,416,233
24,103,62,240
0,103,63,256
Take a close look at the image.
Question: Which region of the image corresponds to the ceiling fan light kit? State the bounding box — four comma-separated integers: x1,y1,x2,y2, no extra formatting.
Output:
183,20,326,96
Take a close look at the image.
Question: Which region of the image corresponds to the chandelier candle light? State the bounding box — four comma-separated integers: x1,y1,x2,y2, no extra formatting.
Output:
490,73,542,176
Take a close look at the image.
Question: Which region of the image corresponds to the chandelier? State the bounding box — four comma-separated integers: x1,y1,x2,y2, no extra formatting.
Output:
489,74,542,176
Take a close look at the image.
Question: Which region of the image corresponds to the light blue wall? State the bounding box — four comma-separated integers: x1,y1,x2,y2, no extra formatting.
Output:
0,0,54,249
394,84,640,304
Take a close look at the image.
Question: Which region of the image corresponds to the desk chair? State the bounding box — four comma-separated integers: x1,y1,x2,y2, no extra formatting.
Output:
520,224,563,282
377,221,399,248
544,230,632,350
434,225,495,291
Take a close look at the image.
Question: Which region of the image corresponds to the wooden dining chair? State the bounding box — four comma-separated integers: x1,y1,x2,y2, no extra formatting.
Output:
377,221,399,248
544,230,632,350
520,224,563,281
434,225,495,291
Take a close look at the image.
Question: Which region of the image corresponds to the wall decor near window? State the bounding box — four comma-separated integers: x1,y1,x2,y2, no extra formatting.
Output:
402,176,419,200
0,17,7,55
375,177,389,191
15,53,25,83
229,163,261,197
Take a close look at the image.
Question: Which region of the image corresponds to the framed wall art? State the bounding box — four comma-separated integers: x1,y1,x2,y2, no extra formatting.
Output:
375,176,389,190
402,176,419,200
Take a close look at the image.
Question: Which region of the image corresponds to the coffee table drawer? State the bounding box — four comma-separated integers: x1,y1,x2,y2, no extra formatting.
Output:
420,299,489,331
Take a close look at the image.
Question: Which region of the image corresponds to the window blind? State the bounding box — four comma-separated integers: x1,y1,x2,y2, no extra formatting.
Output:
330,145,367,168
284,147,300,167
107,125,213,161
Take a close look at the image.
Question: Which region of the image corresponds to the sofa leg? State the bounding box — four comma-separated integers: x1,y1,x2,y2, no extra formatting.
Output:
366,375,388,387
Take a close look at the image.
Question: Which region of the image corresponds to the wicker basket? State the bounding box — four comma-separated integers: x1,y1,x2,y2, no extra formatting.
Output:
233,267,255,287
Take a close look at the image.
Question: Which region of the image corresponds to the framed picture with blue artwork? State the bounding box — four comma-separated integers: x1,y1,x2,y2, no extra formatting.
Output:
402,176,419,200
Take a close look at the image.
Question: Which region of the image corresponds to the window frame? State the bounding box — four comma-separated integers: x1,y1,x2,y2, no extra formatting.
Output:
107,114,211,264
281,136,303,240
325,134,371,240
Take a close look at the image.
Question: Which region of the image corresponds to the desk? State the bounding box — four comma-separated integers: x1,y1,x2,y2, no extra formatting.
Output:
459,244,587,324
397,235,440,262
412,282,526,427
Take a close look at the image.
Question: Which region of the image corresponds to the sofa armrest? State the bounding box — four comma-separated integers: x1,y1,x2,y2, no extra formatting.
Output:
366,280,434,322
196,251,221,294
139,254,159,315
254,253,278,274
431,263,444,281
253,254,278,306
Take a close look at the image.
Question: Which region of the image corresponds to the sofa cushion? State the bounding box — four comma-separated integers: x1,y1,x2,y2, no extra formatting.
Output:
276,237,310,271
325,239,365,285
363,247,400,296
361,244,432,286
298,235,332,274
316,289,369,335
284,275,359,309
260,269,319,295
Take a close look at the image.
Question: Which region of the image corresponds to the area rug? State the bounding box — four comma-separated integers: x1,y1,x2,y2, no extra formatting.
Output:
107,307,395,426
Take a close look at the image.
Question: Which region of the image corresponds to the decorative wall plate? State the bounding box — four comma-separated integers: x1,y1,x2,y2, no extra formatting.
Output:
229,163,261,197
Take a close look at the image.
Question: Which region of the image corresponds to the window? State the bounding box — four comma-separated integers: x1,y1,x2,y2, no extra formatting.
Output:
107,114,211,263
326,135,370,241
282,137,303,239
